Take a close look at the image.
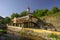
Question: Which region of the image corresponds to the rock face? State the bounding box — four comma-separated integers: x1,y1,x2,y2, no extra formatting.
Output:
40,16,60,31
35,18,55,31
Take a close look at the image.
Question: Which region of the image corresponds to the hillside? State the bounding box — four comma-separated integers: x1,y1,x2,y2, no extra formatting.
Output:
40,12,60,31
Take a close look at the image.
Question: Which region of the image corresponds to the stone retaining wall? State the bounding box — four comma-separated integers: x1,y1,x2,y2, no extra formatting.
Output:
7,26,60,40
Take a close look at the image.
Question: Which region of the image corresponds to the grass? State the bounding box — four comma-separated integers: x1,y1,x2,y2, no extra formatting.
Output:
19,31,25,36
48,33,60,40
0,29,6,33
0,29,4,32
48,33,58,38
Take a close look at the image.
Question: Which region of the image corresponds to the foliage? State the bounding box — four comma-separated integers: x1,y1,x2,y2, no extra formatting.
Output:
46,11,53,16
4,17,11,24
52,7,59,13
49,33,58,38
20,11,28,17
0,30,4,32
32,9,48,18
11,13,20,19
48,33,60,40
0,29,6,33
19,31,25,36
0,16,4,24
0,30,4,34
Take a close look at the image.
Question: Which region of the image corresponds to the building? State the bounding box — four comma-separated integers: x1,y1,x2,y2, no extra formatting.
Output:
7,7,56,31
10,7,44,28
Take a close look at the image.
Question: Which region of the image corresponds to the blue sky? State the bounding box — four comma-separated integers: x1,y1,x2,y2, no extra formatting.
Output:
0,0,60,17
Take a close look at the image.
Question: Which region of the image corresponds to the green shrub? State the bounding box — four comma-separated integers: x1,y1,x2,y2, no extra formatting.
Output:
48,33,60,40
0,29,6,33
19,31,25,36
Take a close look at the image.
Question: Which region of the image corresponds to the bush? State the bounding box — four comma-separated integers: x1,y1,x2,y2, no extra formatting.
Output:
48,33,60,40
19,31,25,36
0,30,7,34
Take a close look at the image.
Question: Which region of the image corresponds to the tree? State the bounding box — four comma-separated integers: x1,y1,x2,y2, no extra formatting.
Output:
42,9,48,15
20,11,28,17
32,9,48,18
4,17,11,24
0,16,4,24
46,11,53,16
11,13,20,19
52,7,59,13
